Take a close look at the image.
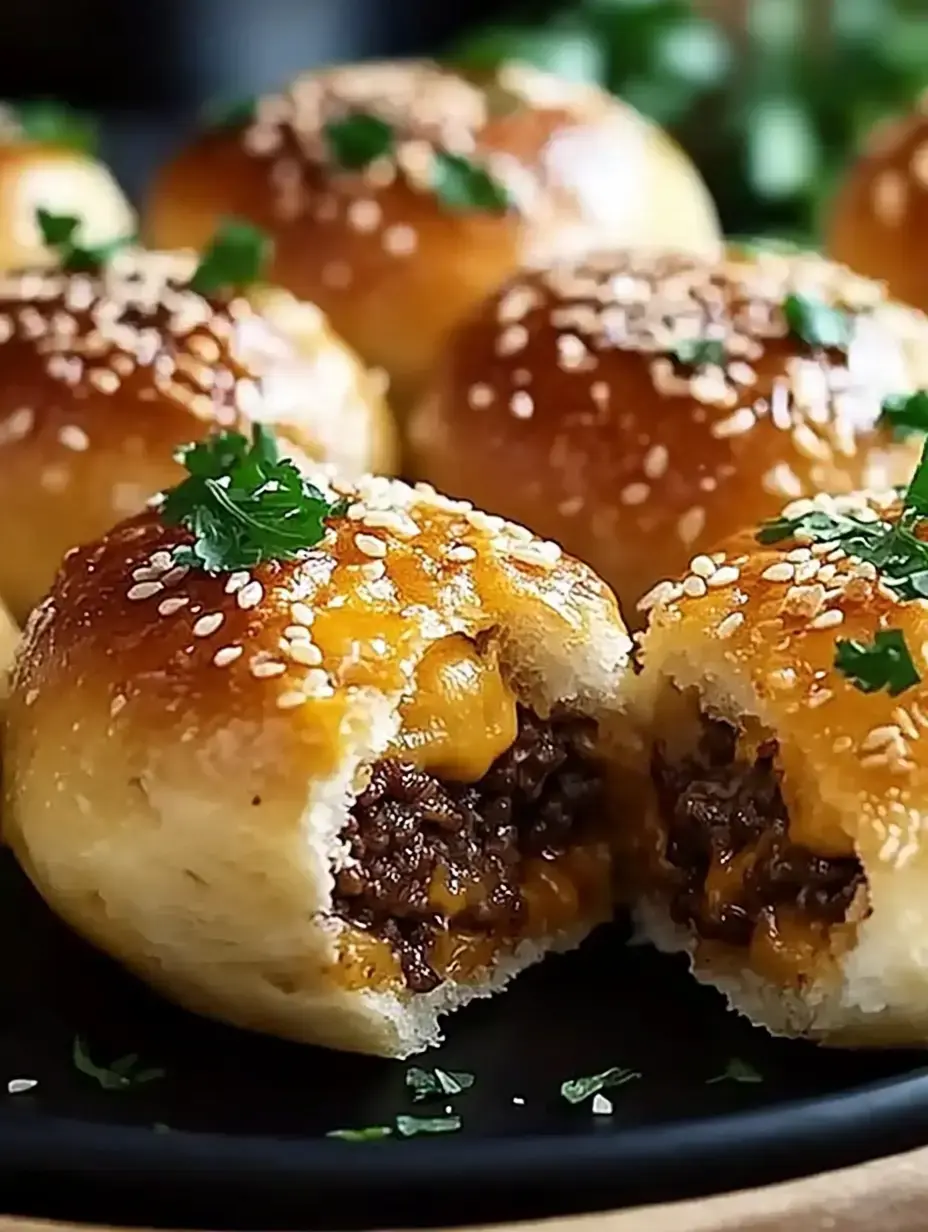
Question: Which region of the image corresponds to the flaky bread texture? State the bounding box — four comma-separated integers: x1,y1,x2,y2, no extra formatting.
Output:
4,473,630,1057
633,489,928,1047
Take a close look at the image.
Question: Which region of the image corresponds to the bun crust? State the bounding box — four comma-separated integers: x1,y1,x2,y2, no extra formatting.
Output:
629,488,928,1046
4,473,630,1057
144,59,721,410
827,102,928,312
0,109,134,271
0,248,396,621
410,248,928,624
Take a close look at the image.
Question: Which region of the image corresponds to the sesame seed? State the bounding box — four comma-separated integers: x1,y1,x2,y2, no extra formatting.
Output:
893,707,921,741
354,533,387,559
621,482,650,506
57,424,89,452
711,408,756,439
786,547,813,563
300,668,333,698
497,324,528,356
383,224,417,256
793,560,821,584
447,544,477,562
287,641,323,667
707,566,740,588
161,566,189,588
158,596,189,616
213,645,244,667
637,580,683,611
761,562,795,583
284,624,311,641
690,555,716,578
237,581,264,610
193,613,224,638
7,1079,37,1095
289,602,315,627
833,735,853,753
677,506,706,546
807,689,833,709
809,608,844,630
591,1094,613,1116
510,391,534,419
468,383,494,410
127,581,163,601
251,659,286,679
224,570,251,594
682,575,707,598
276,691,308,710
360,561,386,581
643,444,669,480
715,612,744,638
110,694,127,717
861,724,904,752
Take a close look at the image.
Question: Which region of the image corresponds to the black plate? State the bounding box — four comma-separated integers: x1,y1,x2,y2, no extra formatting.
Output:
1,850,927,1230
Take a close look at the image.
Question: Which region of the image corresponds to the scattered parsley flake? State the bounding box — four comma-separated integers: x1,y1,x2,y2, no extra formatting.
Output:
72,1036,165,1091
13,101,96,152
202,95,257,130
782,293,852,351
324,112,394,170
880,391,928,440
672,338,726,368
706,1058,763,1085
189,218,271,295
36,208,132,273
395,1114,462,1138
162,425,345,574
560,1066,641,1105
835,629,920,697
405,1066,475,1102
326,1125,394,1142
431,150,510,213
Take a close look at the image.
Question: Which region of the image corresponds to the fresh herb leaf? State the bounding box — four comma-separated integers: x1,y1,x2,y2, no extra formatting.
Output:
395,1114,462,1138
72,1036,165,1091
706,1057,763,1085
904,439,928,517
835,629,920,697
324,113,394,170
879,391,928,440
202,95,257,130
189,219,271,295
162,424,345,573
326,1125,394,1142
13,101,96,153
405,1067,475,1102
782,293,852,351
36,207,132,272
432,150,510,213
560,1066,641,1105
672,338,726,368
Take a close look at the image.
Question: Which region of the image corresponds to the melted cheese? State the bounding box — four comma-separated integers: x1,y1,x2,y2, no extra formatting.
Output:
385,635,519,781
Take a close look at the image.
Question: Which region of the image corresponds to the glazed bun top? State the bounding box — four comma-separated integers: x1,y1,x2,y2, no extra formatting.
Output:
0,104,134,272
409,246,928,624
144,59,721,409
0,242,396,621
827,100,928,312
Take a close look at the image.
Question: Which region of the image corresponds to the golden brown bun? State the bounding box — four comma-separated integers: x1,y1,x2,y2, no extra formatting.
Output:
627,488,928,1047
0,596,18,708
143,59,721,412
0,247,397,622
3,472,631,1057
410,248,928,625
0,107,134,272
827,102,928,312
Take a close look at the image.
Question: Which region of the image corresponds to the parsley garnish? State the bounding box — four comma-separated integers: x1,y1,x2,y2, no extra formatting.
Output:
706,1057,763,1085
672,338,726,368
326,1125,394,1142
880,391,928,440
834,629,920,697
161,425,344,573
202,95,257,130
560,1066,641,1105
432,150,510,213
324,112,394,170
782,293,852,351
406,1066,475,1102
12,101,96,152
189,219,271,295
72,1036,165,1091
36,208,132,273
395,1114,462,1138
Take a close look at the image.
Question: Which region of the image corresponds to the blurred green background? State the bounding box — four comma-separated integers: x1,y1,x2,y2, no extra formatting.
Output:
450,0,928,240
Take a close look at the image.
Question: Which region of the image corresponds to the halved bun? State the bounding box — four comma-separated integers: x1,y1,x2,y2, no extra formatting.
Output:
4,471,631,1057
627,488,928,1046
0,246,396,620
144,59,721,411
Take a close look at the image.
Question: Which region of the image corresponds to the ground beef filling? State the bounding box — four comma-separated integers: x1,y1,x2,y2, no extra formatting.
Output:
334,708,603,993
651,716,865,948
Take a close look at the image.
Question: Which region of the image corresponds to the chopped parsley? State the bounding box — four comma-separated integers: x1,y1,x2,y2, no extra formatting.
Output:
405,1066,475,1102
880,391,928,440
189,219,271,295
326,1125,394,1142
431,150,510,213
202,95,257,130
834,629,920,697
324,112,394,170
12,101,96,152
395,1114,462,1138
162,425,345,574
36,208,132,273
560,1066,641,1105
782,293,852,351
706,1057,763,1085
72,1036,165,1091
671,338,726,368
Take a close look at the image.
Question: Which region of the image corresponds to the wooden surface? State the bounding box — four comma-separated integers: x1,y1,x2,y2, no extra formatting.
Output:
3,1142,928,1232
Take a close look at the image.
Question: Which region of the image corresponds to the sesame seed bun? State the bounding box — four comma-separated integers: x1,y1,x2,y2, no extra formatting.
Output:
827,101,928,312
625,488,928,1047
0,106,134,272
0,247,397,622
3,473,631,1057
409,247,928,626
143,59,721,413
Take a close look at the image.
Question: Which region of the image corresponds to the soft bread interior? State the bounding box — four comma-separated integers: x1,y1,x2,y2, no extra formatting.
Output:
628,639,928,1049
